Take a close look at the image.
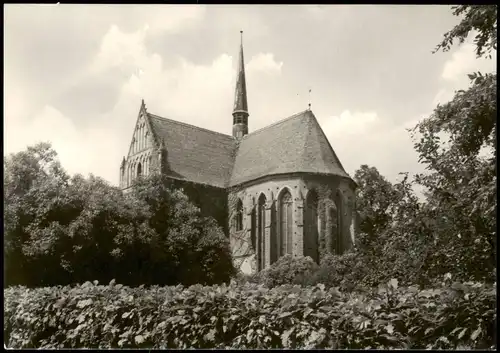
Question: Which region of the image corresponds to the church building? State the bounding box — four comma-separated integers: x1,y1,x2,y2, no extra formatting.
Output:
119,33,357,274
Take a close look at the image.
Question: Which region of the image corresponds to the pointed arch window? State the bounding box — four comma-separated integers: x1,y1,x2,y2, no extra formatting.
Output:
279,189,293,256
139,125,142,150
257,194,267,271
142,124,145,149
235,199,243,231
127,164,131,187
137,162,142,178
251,207,257,251
141,124,145,149
304,190,319,263
333,192,343,254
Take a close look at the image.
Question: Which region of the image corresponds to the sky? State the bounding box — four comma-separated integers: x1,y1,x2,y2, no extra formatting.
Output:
4,4,497,188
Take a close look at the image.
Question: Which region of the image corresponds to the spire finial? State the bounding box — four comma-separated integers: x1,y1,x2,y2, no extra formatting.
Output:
308,88,312,111
240,30,243,45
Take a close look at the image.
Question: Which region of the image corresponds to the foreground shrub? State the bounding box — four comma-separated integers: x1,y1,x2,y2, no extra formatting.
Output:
303,252,367,290
4,280,496,349
250,254,319,288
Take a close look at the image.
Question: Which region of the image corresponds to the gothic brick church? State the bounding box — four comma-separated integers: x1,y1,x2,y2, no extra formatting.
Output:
119,33,357,274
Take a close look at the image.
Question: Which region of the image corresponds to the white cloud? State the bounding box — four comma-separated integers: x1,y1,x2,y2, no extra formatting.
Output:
318,110,426,192
425,37,497,155
4,105,121,181
322,110,379,137
432,88,455,106
434,39,497,106
120,52,235,130
441,43,496,82
3,82,30,124
91,24,149,73
4,20,288,186
247,53,283,75
136,5,206,35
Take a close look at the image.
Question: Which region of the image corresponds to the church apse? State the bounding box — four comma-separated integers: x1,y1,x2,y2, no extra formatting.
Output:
228,176,306,275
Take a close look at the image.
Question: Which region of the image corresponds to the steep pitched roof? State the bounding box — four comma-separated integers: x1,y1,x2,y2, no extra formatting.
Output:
145,109,351,189
229,110,350,186
147,113,235,188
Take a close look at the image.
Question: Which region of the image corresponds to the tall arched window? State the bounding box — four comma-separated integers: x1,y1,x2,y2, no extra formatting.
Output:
251,207,257,251
138,126,141,151
141,125,144,149
257,194,266,271
304,190,319,263
270,203,278,264
137,162,142,178
126,165,130,187
279,189,293,257
235,199,243,231
328,192,343,255
142,124,145,149
334,192,343,254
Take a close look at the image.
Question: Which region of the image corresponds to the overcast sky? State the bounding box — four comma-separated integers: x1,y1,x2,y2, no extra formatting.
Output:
4,4,496,188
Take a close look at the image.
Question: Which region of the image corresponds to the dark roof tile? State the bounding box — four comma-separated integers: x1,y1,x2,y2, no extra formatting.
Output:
147,113,235,188
146,110,351,188
229,110,350,186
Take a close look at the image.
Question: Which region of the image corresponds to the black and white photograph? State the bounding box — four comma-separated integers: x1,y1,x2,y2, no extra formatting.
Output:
4,4,497,349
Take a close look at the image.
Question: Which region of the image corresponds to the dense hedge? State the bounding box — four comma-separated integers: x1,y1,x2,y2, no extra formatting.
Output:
4,280,496,349
248,254,319,287
243,253,386,292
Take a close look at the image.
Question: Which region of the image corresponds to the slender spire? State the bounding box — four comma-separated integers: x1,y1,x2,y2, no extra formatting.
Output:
232,30,249,138
233,31,248,114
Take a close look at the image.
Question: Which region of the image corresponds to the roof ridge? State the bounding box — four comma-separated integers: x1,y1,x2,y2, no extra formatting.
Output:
307,111,350,177
148,113,235,140
241,109,310,139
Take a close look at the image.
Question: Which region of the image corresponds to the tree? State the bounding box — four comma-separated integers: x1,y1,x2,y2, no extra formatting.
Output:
433,5,497,58
4,142,70,286
353,165,399,245
299,6,496,290
132,174,235,286
410,5,496,283
4,143,235,287
352,167,433,287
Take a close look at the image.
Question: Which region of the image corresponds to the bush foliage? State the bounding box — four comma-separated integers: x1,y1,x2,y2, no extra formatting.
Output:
4,280,496,349
249,254,319,288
